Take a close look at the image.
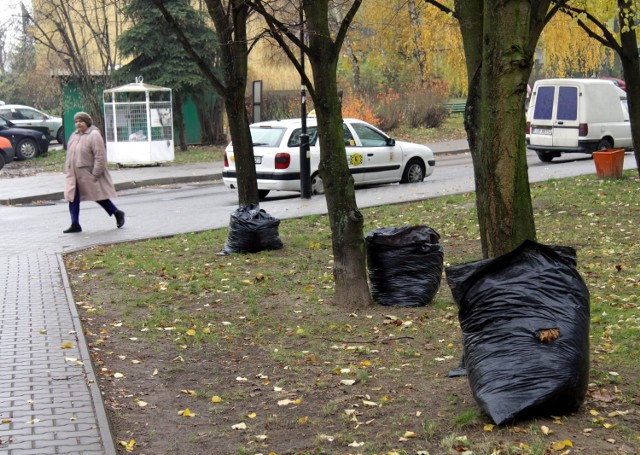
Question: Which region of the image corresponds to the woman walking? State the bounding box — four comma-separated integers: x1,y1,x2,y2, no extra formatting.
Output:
63,112,125,233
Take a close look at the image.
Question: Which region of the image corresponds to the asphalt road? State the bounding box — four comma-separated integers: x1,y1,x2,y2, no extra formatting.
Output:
0,149,635,258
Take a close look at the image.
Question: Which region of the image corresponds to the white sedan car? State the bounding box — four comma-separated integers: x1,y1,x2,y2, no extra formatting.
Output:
223,118,435,199
0,104,64,144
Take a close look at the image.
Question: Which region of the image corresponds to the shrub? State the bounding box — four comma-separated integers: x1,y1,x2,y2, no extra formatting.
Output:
404,83,449,129
340,89,379,125
375,88,404,130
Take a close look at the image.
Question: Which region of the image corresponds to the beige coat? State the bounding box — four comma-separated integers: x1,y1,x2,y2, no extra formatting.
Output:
64,125,116,202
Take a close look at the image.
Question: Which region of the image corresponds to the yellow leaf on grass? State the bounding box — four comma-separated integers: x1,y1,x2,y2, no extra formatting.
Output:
211,395,222,403
247,412,257,419
181,389,197,396
604,423,617,429
61,342,73,349
298,416,309,424
590,409,600,416
484,424,495,432
179,408,196,417
202,327,211,334
403,431,417,438
186,329,196,336
232,422,247,430
550,440,573,450
541,425,554,435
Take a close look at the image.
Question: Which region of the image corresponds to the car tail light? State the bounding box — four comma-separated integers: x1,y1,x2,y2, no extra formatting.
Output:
525,121,531,134
579,123,588,136
275,152,291,169
224,152,228,167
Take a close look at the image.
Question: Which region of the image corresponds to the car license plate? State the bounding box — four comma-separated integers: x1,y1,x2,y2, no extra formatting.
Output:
532,127,552,135
254,156,262,164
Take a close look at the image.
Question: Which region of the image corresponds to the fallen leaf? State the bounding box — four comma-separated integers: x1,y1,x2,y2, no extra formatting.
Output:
186,329,196,336
119,439,136,452
348,441,364,447
550,440,573,451
61,342,73,349
247,412,257,419
403,431,417,438
340,379,356,386
113,373,124,379
232,422,247,430
211,395,222,403
178,408,196,417
483,424,494,432
181,389,197,396
298,416,309,424
541,425,554,435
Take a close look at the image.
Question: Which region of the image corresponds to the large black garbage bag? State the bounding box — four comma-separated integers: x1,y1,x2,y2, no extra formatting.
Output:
220,204,283,254
365,226,443,307
445,240,590,425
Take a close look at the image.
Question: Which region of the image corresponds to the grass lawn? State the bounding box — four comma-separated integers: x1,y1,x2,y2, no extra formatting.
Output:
65,168,640,454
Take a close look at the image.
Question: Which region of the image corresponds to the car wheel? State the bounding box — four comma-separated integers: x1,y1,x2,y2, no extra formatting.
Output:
310,172,324,195
536,151,554,162
258,189,270,200
400,159,425,183
56,127,64,144
16,138,38,160
596,138,613,151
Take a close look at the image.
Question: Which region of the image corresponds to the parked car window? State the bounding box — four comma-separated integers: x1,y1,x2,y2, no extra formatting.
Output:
557,86,578,121
287,126,318,147
19,108,45,120
349,123,388,146
249,126,286,147
343,123,356,146
533,86,555,120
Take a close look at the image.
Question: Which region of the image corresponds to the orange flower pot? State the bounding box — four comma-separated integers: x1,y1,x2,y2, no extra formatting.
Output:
593,149,625,179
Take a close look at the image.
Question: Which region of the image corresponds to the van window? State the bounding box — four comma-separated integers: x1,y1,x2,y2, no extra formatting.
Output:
533,86,554,120
557,86,578,121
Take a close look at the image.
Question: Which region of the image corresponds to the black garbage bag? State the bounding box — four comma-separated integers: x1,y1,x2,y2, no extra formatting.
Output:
220,204,283,254
445,240,590,425
365,226,443,307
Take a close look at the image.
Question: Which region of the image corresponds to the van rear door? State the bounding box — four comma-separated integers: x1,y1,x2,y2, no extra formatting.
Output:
529,85,579,147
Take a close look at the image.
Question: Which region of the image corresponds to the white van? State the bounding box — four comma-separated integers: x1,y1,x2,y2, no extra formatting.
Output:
526,78,631,162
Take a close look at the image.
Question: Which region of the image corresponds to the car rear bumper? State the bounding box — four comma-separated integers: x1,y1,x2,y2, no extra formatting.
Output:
527,139,599,154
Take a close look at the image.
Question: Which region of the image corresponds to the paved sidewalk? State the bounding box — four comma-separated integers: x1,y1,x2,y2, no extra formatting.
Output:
0,139,469,454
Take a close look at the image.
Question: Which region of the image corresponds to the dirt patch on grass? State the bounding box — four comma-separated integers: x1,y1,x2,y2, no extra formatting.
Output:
67,246,640,455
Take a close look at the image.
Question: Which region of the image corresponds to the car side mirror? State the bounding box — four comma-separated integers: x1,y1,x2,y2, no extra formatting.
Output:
386,138,395,146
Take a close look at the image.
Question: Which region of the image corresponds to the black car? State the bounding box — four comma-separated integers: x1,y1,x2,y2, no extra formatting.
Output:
0,115,50,160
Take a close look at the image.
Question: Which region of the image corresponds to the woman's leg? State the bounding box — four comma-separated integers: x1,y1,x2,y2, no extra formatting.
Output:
97,199,117,215
64,188,82,233
97,199,125,228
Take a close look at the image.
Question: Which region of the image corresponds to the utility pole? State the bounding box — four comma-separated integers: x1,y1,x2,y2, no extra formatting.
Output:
299,2,311,198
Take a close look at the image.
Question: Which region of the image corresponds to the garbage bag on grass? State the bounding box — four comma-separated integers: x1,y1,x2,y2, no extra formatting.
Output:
445,240,590,425
221,204,283,254
365,226,443,307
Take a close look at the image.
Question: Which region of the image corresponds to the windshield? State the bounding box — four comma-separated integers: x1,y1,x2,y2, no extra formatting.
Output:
250,126,286,147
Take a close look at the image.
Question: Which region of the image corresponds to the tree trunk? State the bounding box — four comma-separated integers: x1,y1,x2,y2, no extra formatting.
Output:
173,90,188,151
456,0,539,258
226,89,258,206
618,0,640,176
305,0,372,307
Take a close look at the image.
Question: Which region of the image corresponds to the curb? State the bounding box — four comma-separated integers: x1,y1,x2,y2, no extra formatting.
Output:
0,172,223,206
